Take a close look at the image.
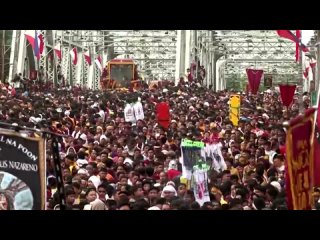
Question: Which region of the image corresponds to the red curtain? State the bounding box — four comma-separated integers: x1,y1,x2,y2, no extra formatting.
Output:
246,69,263,94
279,84,296,107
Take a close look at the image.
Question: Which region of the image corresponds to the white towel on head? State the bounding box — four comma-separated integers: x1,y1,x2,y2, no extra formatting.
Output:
88,176,101,189
161,185,177,198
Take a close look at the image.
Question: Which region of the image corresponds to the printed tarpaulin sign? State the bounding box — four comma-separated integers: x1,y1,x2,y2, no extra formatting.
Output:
0,129,46,210
181,139,205,148
124,103,136,123
204,143,227,173
180,139,207,181
192,169,210,206
133,101,144,121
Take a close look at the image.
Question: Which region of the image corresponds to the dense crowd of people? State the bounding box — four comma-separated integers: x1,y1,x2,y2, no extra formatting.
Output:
1,76,320,210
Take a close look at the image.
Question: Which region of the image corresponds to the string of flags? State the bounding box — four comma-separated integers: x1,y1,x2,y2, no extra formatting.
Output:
24,30,104,67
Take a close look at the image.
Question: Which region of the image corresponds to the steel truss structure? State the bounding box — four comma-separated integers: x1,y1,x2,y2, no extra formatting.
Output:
6,30,318,91
8,30,177,88
186,30,317,90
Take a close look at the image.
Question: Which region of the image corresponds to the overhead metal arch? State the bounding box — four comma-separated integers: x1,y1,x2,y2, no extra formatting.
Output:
6,30,319,92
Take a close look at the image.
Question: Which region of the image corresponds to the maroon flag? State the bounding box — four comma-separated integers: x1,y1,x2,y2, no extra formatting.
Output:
285,108,316,210
70,47,78,65
84,50,91,65
54,43,62,60
246,69,263,94
279,84,296,107
38,33,44,55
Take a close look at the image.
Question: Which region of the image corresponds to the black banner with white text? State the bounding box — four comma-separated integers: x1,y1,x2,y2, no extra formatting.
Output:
0,130,46,210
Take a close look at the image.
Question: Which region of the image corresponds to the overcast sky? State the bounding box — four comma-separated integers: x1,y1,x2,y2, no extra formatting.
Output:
302,30,314,45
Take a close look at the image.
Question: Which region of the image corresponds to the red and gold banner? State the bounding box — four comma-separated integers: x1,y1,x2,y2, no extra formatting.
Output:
314,90,320,187
286,108,316,210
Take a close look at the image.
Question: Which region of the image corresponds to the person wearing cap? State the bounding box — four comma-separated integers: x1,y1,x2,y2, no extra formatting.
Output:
161,185,177,200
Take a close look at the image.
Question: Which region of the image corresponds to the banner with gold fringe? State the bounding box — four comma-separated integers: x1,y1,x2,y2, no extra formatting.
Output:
285,108,315,210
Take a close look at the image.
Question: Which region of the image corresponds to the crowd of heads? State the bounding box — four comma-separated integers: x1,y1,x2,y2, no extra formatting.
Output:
1,76,319,210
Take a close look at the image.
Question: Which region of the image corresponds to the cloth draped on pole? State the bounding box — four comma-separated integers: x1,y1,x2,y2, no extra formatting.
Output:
246,69,263,95
156,102,170,130
279,84,296,108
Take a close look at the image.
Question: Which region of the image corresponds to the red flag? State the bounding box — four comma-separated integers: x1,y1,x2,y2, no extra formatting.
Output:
245,69,263,95
95,55,102,72
296,30,301,62
285,108,316,210
70,47,78,65
39,33,44,55
279,84,296,107
54,43,62,60
277,30,296,42
276,30,309,52
156,102,170,130
84,50,91,65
